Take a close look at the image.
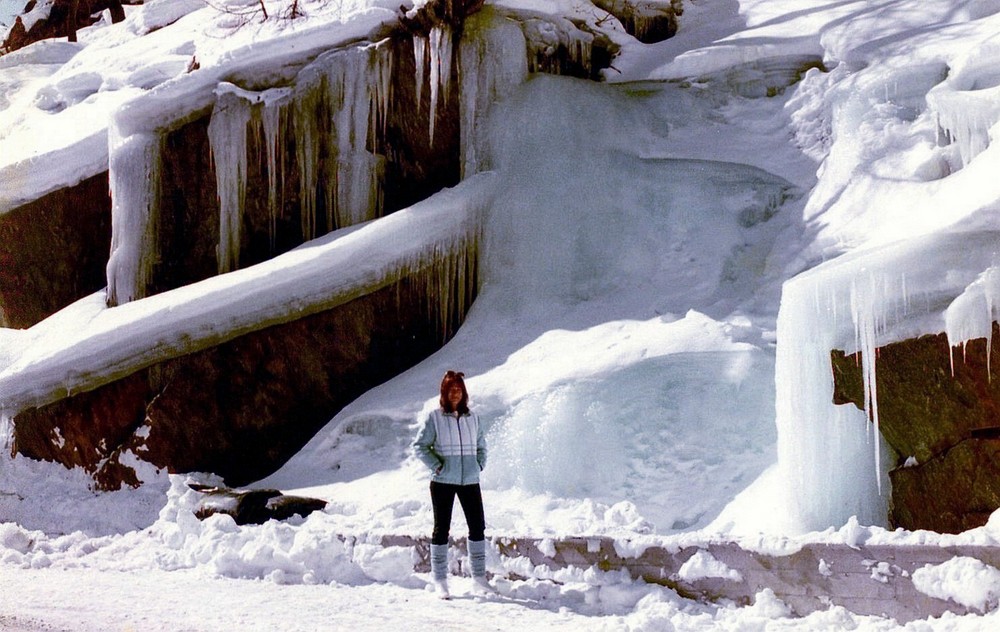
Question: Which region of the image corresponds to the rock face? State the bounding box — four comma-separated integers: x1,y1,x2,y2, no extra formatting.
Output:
0,172,112,328
831,323,1000,533
12,270,474,490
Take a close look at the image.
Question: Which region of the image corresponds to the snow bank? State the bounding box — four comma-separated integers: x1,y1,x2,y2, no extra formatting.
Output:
912,557,1000,613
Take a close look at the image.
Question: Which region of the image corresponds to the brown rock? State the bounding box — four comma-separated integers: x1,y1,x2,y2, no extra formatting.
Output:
889,438,1000,534
831,323,1000,532
0,172,112,328
831,324,1000,464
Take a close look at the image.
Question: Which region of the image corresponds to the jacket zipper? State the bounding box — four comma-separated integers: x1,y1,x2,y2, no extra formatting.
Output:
456,413,464,484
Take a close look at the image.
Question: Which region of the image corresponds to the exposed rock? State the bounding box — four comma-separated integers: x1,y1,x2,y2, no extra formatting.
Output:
192,485,327,525
398,0,486,34
12,270,476,489
593,0,681,44
831,322,1000,532
832,324,1000,463
0,172,111,328
889,438,1000,534
2,1,127,53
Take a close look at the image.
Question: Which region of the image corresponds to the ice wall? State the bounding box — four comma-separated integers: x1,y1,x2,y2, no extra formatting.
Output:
273,41,393,243
458,12,528,177
775,231,1000,532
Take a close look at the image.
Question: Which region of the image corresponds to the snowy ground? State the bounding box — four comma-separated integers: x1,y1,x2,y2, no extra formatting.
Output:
4,0,1000,629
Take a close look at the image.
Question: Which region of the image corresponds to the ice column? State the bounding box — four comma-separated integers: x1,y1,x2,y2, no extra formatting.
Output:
208,84,292,272
775,266,901,531
414,35,428,113
294,67,324,241
106,128,162,306
326,43,391,228
260,92,288,251
208,85,253,274
1,413,11,451
428,25,454,145
458,14,528,177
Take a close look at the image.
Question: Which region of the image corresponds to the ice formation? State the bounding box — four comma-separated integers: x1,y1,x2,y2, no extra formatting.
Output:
208,84,253,274
776,232,1000,531
106,129,162,306
927,33,1000,168
208,83,293,271
292,42,392,239
458,13,528,177
427,25,454,145
412,35,427,112
945,264,1000,374
260,90,288,252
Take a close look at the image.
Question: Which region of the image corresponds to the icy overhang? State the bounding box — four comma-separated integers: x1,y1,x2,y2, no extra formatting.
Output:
774,229,1000,532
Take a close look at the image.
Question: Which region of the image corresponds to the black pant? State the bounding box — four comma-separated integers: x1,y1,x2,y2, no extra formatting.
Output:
430,481,485,545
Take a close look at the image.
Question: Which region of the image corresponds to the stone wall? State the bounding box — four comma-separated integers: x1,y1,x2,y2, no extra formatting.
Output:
831,323,1000,533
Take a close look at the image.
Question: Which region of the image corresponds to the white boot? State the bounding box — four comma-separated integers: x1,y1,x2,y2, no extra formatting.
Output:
430,543,450,599
468,539,493,594
433,577,451,599
472,575,494,595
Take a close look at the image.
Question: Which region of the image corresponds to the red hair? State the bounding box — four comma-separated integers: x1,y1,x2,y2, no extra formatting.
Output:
439,370,469,415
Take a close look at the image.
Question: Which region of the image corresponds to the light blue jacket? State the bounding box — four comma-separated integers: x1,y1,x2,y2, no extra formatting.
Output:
413,409,487,485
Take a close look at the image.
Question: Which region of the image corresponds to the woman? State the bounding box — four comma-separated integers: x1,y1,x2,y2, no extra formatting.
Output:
413,370,490,598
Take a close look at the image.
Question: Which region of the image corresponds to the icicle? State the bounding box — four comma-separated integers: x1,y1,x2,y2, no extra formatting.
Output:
0,413,11,452
293,69,324,241
927,85,1000,168
458,13,528,177
428,25,454,146
260,91,288,252
208,85,253,274
321,42,391,229
106,129,162,306
850,270,883,494
414,35,428,114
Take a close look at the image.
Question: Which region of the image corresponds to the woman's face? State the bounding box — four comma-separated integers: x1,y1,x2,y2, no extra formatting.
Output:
447,384,464,409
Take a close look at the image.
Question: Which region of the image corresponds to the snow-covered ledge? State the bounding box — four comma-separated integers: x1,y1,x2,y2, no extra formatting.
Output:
0,173,496,416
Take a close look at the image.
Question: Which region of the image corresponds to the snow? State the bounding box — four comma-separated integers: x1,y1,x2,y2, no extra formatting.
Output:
677,549,743,582
912,557,1000,613
3,0,1000,629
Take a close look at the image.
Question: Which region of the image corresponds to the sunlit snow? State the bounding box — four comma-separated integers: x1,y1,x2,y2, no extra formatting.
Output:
4,0,1000,630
